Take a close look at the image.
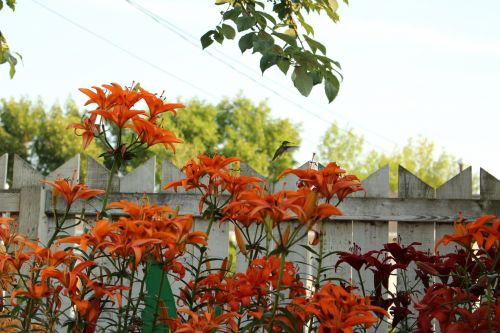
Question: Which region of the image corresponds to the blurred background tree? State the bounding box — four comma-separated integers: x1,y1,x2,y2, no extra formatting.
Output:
318,121,464,192
0,94,300,181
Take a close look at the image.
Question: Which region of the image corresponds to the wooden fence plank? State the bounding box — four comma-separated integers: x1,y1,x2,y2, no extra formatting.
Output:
398,165,435,199
12,155,43,189
352,164,390,198
0,191,20,212
162,160,186,193
353,221,389,289
322,220,352,283
397,166,435,331
435,167,471,254
18,186,47,242
436,167,472,199
86,156,120,191
120,156,156,193
480,168,500,200
0,154,7,189
46,193,500,222
47,154,81,181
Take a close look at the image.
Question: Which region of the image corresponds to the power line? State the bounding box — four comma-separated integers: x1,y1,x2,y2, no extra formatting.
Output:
27,0,321,151
124,0,395,153
30,0,218,100
30,0,390,155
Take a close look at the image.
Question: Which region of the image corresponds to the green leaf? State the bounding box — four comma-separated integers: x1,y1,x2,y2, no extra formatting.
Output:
6,0,15,10
214,30,224,44
325,74,340,103
252,32,274,54
328,0,339,12
221,24,236,39
277,58,290,74
235,16,256,32
238,32,254,53
0,1,3,11
215,0,231,5
222,8,241,21
310,70,323,85
260,53,277,73
255,10,276,25
303,35,326,55
292,67,313,97
272,32,297,47
200,30,215,49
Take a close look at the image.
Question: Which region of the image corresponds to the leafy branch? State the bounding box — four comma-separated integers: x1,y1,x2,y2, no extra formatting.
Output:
0,0,21,78
203,0,348,103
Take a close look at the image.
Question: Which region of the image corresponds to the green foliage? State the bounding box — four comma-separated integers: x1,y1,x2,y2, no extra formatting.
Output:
0,97,101,177
318,121,460,192
32,100,85,174
206,0,348,102
0,95,299,181
0,1,20,78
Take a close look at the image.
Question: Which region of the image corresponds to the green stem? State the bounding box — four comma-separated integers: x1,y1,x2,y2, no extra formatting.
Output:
100,157,120,215
123,264,137,331
356,268,366,297
46,205,70,249
314,220,325,291
131,265,148,328
270,253,286,327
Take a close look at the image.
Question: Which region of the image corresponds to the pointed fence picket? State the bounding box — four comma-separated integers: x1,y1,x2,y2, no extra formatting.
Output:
1,154,500,332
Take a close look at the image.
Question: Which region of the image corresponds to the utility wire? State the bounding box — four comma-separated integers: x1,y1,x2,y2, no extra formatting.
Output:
30,0,218,100
125,0,395,153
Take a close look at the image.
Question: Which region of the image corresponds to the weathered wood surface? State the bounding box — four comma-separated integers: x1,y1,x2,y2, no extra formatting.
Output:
43,193,500,222
120,157,156,193
480,168,500,200
47,154,81,182
18,186,47,241
12,155,43,189
87,157,120,191
0,154,7,190
352,164,390,198
436,167,472,199
0,191,19,212
162,160,186,193
398,165,435,199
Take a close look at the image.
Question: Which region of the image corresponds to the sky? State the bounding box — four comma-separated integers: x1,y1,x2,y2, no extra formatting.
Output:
1,0,499,183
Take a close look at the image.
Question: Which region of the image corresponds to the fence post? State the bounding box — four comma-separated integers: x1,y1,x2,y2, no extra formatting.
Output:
13,155,47,241
0,154,7,190
435,167,472,254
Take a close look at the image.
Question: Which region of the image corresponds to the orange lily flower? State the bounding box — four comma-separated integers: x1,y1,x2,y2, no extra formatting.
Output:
102,82,142,108
107,198,174,220
304,282,388,333
11,280,52,305
435,214,473,251
140,87,184,120
79,86,115,110
132,118,183,151
466,215,500,251
68,114,99,150
41,261,95,297
279,162,364,201
57,219,115,251
172,308,240,333
42,178,105,205
91,104,144,128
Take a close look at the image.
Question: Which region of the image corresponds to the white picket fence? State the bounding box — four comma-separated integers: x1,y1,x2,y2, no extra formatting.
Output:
1,153,500,332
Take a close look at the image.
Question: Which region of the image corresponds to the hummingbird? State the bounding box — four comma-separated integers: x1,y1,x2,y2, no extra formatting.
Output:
272,141,299,161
